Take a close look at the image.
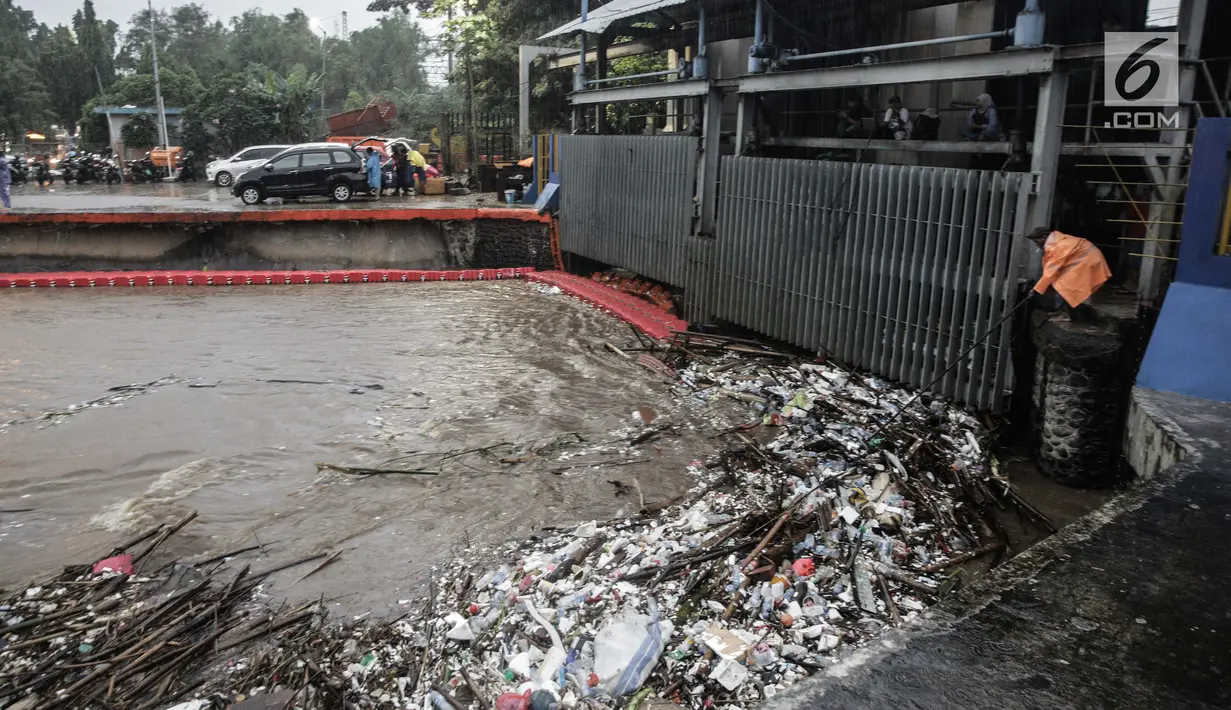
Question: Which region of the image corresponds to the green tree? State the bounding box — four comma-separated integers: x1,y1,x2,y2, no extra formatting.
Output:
119,112,159,148
603,51,670,134
367,0,575,129
72,0,117,94
186,71,280,153
35,24,91,126
344,90,368,110
226,10,320,79
265,66,323,142
119,4,227,81
179,116,213,156
0,1,53,139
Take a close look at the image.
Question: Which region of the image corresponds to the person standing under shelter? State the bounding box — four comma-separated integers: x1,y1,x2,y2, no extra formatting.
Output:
1028,227,1112,317
407,143,428,196
0,153,11,209
365,147,382,200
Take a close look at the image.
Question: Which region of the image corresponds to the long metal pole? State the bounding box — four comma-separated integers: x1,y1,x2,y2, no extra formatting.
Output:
321,34,327,134
786,29,1013,63
748,0,764,73
147,0,171,174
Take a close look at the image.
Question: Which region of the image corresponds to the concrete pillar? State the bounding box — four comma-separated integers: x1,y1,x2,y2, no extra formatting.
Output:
1025,68,1069,235
595,35,609,134
519,45,565,150
735,94,756,155
697,89,723,236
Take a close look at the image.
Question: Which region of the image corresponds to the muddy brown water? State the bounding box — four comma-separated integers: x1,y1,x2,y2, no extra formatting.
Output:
0,283,724,614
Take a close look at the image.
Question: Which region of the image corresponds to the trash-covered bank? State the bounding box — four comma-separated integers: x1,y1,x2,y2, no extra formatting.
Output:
0,331,1047,710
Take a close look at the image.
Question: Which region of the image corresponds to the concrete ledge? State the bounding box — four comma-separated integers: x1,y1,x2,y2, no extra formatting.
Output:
1125,388,1192,481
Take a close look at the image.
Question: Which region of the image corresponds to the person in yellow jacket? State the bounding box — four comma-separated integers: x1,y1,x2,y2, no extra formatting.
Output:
407,144,428,196
1027,227,1112,315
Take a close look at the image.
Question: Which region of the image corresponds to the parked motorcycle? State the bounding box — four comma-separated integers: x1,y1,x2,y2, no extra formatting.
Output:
59,155,82,184
126,156,158,183
32,159,50,186
74,155,101,184
102,159,122,185
7,157,28,185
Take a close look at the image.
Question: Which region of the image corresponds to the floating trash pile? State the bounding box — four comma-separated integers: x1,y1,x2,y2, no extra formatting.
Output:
1,334,1048,710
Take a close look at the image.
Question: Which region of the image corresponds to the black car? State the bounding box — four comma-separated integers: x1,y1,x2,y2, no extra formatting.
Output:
232,144,370,205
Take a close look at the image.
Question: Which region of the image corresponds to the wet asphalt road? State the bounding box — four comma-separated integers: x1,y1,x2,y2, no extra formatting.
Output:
4,180,511,214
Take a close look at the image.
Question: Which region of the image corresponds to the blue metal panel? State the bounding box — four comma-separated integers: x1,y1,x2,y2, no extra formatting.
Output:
1137,118,1231,402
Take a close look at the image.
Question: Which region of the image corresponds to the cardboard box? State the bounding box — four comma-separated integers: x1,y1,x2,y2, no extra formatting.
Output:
421,177,446,195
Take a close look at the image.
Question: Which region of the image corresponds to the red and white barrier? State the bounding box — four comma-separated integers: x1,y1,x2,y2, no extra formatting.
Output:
0,268,536,289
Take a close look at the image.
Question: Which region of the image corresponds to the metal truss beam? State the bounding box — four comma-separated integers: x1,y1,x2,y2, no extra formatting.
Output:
545,32,691,70
569,79,710,105
735,47,1056,93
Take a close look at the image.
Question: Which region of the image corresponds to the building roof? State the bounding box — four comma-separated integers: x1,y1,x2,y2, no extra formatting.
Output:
539,0,691,39
92,106,186,116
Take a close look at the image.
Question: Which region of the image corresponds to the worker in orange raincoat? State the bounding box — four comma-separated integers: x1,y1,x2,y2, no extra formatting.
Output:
1027,227,1112,309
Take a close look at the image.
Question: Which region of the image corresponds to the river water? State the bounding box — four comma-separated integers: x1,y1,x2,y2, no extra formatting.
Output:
0,283,720,613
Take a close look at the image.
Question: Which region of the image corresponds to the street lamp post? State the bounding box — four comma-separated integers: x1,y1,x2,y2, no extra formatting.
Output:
311,20,328,136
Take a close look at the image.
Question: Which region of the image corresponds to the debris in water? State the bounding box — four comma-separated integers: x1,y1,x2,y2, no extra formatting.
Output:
0,334,1028,709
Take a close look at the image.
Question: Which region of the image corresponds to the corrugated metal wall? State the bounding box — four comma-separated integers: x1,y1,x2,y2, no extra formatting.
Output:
696,157,1027,410
556,137,1027,410
557,135,698,287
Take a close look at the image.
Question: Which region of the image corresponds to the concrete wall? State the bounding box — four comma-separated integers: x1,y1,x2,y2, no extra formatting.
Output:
0,219,551,273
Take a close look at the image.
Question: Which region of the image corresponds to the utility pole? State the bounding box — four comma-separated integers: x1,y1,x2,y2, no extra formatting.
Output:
312,23,328,136
148,0,171,174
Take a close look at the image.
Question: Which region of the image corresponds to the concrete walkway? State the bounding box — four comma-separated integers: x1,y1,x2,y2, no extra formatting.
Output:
771,388,1231,710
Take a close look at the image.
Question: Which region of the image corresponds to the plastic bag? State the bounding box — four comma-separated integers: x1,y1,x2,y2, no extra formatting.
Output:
495,691,531,710
592,601,673,696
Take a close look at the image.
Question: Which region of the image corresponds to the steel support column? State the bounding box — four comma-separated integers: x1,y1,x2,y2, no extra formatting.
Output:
1138,0,1207,302
735,94,757,154
519,45,566,149
697,89,722,236
1024,67,1069,236
595,33,610,134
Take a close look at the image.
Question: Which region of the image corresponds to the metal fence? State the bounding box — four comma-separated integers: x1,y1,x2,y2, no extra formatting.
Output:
557,135,698,287
696,157,1027,409
555,136,1028,409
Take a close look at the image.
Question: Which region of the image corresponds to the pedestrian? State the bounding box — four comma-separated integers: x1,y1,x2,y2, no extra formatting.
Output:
1027,227,1112,319
407,143,428,196
883,96,910,140
0,153,11,209
835,92,872,138
365,147,382,200
393,144,410,197
961,93,1003,141
178,151,198,182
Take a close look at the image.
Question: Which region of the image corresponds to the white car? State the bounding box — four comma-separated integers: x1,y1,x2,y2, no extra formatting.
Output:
206,145,290,187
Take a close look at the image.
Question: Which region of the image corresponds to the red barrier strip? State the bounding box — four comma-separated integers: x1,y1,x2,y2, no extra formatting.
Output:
524,271,688,342
0,268,535,289
0,207,549,226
